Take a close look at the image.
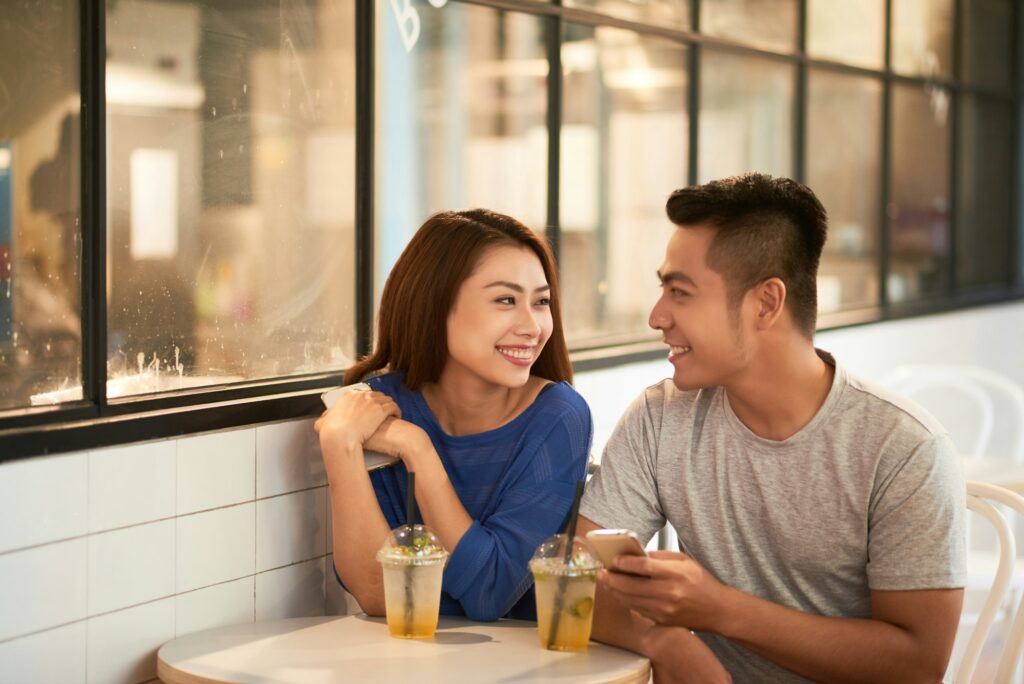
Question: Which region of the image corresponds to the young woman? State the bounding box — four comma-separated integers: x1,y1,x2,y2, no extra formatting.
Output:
316,209,592,622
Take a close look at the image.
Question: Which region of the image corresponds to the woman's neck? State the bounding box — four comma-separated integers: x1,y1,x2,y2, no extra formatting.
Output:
421,368,539,436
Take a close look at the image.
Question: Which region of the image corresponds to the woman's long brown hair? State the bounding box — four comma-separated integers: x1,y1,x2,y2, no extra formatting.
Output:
345,209,572,390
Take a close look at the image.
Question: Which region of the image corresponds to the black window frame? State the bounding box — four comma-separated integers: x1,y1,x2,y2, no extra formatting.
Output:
2,0,1022,461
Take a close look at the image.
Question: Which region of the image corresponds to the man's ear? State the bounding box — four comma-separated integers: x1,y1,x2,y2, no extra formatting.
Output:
754,277,786,330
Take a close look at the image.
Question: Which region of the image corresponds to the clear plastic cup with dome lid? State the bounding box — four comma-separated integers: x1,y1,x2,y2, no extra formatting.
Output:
375,524,449,639
529,533,603,651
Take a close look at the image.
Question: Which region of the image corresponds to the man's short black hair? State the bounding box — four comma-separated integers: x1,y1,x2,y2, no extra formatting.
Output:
665,173,828,338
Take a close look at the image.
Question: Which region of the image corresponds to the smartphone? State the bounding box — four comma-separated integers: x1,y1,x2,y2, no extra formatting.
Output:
320,383,400,472
585,529,649,576
320,382,371,409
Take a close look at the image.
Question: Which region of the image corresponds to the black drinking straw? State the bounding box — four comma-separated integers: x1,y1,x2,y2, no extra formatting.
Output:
405,471,417,530
546,480,585,649
403,471,416,634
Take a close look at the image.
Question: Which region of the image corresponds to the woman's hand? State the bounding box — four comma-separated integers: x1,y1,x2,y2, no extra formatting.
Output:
365,417,433,465
314,389,401,458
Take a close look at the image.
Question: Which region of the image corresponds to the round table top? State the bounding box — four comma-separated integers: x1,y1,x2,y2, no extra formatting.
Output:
157,615,651,684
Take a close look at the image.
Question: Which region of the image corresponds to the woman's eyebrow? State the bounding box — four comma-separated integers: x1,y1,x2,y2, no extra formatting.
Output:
483,281,551,293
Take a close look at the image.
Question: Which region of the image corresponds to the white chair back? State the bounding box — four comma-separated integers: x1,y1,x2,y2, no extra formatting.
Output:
882,365,1024,463
958,481,1024,683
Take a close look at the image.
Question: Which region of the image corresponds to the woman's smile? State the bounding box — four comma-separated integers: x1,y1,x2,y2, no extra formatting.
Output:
496,344,536,366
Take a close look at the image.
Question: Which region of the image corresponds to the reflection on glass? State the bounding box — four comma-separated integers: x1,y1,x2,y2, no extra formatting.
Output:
699,51,793,182
564,0,689,31
561,26,687,345
807,0,884,70
701,0,797,53
889,83,950,304
892,0,954,78
957,96,1011,290
0,1,81,410
103,0,356,399
807,71,882,313
375,2,547,291
961,0,1012,91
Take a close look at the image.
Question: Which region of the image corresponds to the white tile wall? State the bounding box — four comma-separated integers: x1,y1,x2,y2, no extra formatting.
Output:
255,557,326,621
87,598,175,684
88,520,175,616
255,488,327,573
176,503,256,593
0,621,87,684
0,538,88,641
0,419,334,684
89,441,175,533
175,576,255,636
177,428,255,515
256,419,326,498
0,451,87,553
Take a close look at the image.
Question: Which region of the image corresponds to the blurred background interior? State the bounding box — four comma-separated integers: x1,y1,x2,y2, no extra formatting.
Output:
1,0,1018,410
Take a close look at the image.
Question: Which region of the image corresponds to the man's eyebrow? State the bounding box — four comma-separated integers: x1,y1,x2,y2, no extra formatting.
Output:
657,270,697,288
483,281,551,293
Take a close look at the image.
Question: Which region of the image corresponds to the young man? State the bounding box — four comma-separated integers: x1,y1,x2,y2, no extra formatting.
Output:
578,173,966,683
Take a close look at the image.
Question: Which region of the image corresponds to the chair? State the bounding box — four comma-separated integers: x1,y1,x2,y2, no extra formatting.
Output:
956,481,1024,684
881,364,1024,469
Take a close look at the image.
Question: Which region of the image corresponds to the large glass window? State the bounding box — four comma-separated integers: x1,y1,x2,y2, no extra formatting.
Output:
102,0,356,400
960,0,1013,92
560,26,688,346
564,0,690,32
957,96,1012,291
2,0,1023,454
0,1,81,410
889,83,951,304
374,1,547,291
699,51,794,182
807,71,882,313
701,0,797,53
806,0,885,70
891,0,954,79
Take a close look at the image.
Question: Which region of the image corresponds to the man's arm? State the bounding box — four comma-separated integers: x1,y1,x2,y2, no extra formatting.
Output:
578,517,732,684
608,551,963,684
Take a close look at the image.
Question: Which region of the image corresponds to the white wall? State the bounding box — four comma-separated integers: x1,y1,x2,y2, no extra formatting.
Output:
0,420,354,684
575,300,1024,457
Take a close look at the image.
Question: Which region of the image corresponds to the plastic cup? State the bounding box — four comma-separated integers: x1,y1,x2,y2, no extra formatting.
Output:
375,524,448,639
529,534,603,652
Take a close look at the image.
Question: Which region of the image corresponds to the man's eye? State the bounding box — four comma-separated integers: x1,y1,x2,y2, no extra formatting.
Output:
671,288,688,297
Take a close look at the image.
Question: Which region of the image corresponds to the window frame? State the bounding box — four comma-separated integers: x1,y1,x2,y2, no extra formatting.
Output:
1,0,1022,461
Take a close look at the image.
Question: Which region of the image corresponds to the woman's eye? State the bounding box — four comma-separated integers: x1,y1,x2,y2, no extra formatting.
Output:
496,296,516,305
535,297,551,307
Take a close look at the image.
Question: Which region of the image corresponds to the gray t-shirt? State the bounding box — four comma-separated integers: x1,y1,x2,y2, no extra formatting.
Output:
580,351,966,683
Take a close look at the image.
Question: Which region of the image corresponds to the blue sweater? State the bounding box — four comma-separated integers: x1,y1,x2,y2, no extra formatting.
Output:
358,372,592,621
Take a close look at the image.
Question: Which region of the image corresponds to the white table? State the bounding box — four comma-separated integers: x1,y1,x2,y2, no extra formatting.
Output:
157,615,651,684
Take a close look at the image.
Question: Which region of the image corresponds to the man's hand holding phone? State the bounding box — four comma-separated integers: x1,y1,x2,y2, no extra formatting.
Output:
599,546,733,634
585,529,651,577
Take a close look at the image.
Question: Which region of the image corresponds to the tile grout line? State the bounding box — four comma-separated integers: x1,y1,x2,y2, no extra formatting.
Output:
253,438,258,623
0,553,335,646
0,484,329,558
174,437,179,638
85,448,91,679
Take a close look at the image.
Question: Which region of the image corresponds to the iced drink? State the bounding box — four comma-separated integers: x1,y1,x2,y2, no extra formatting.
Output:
529,534,602,652
376,524,448,639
